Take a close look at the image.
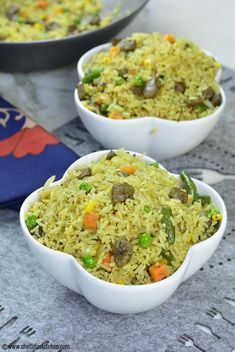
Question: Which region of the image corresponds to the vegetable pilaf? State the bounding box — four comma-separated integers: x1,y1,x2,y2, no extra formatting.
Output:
0,0,117,41
25,150,222,285
78,32,222,121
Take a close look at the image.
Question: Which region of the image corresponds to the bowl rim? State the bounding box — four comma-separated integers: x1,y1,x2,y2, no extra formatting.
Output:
0,0,149,45
19,150,227,291
76,42,225,125
74,86,226,126
77,42,222,81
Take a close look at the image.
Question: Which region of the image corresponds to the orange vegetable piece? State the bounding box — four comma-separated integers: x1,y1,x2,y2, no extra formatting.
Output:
96,95,105,106
164,34,175,44
149,264,169,282
55,7,64,14
84,213,99,230
20,10,28,18
109,46,120,56
108,111,123,120
128,68,137,75
121,165,136,175
102,252,112,265
37,0,48,9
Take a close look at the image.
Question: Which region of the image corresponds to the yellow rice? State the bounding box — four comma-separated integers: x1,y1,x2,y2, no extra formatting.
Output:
26,150,220,285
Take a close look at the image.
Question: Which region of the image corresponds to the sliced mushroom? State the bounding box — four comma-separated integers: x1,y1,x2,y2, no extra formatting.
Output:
106,150,117,160
113,237,133,267
77,84,87,100
77,167,92,179
202,87,215,100
112,183,134,203
187,97,204,107
211,93,222,107
174,82,186,94
67,25,77,34
117,68,128,78
112,38,122,46
143,78,158,98
131,86,143,96
169,187,188,204
6,4,20,20
45,22,60,31
119,39,136,52
120,172,130,177
89,15,100,26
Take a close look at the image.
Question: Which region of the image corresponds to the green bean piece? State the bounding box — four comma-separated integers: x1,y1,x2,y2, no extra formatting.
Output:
161,207,175,244
198,195,211,206
180,171,198,202
161,250,174,263
100,104,109,115
82,70,101,84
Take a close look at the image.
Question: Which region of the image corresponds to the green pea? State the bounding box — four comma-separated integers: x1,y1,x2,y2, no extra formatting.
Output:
197,104,209,113
82,255,97,269
133,76,144,87
100,104,109,115
79,182,92,193
82,70,101,84
18,18,27,24
74,17,81,25
151,162,159,169
139,233,152,248
116,77,125,86
208,207,220,218
26,215,38,230
143,205,151,213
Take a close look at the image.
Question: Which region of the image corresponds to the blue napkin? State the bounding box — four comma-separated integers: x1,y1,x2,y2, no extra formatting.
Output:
0,96,79,210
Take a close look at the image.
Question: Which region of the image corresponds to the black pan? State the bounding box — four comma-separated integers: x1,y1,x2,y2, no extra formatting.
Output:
0,0,149,72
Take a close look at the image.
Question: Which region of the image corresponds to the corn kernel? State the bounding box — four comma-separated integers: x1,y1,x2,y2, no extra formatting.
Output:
33,22,43,31
186,233,192,244
117,280,125,285
102,57,111,64
55,7,63,14
85,200,96,214
212,213,222,222
144,58,152,68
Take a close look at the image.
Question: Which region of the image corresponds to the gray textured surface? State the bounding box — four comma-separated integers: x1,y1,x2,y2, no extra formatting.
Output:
0,67,235,352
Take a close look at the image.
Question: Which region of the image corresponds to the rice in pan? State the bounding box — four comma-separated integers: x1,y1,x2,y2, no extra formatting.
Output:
25,150,222,285
0,0,116,41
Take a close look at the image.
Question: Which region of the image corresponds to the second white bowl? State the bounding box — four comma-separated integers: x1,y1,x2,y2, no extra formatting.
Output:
75,43,226,161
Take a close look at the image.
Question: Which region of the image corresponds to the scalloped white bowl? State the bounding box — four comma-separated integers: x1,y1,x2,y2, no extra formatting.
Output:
75,43,225,161
20,150,227,314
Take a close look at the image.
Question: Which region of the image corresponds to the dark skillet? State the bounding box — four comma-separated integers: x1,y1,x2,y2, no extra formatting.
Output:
0,0,149,72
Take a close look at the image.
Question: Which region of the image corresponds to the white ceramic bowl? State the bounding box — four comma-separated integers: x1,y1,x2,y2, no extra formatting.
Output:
75,43,225,161
20,150,227,314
